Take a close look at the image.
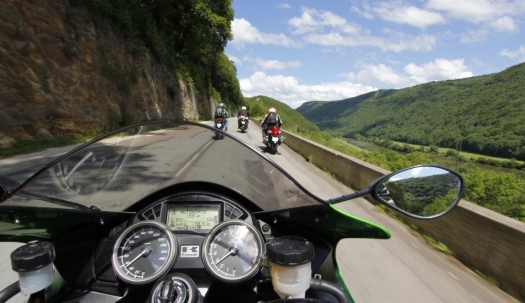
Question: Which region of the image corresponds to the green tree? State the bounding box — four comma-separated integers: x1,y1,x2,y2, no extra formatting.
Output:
210,54,242,107
73,0,240,118
423,189,459,216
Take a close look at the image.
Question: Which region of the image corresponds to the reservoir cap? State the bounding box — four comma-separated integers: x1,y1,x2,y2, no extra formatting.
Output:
11,241,55,272
267,236,314,266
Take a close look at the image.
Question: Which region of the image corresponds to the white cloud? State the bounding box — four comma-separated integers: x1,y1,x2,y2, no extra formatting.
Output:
458,29,490,43
411,167,423,177
287,7,437,52
231,18,302,49
489,16,518,32
338,59,474,88
239,72,378,108
351,5,375,20
288,9,319,34
304,32,436,52
340,64,415,87
254,58,302,70
350,1,523,38
288,7,361,35
404,58,474,82
426,0,524,24
278,3,291,9
500,45,525,61
373,2,446,29
226,54,242,66
241,56,303,70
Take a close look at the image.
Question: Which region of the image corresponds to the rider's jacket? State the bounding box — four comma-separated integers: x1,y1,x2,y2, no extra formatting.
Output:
215,106,228,119
260,113,282,128
238,109,249,118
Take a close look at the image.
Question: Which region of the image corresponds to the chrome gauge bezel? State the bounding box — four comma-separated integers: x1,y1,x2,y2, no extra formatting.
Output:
202,219,266,283
112,220,177,285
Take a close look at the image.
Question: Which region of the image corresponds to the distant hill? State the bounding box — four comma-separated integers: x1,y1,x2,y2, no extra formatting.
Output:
243,95,321,134
297,62,525,160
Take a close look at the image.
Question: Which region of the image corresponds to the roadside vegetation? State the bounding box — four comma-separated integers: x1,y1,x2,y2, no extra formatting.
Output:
242,95,525,223
357,136,525,170
72,0,243,108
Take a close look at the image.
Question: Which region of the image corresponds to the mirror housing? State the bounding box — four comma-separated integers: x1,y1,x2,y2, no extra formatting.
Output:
371,165,464,219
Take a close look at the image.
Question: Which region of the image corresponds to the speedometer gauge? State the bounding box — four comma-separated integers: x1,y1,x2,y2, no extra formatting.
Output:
112,221,177,284
202,220,265,283
50,146,128,195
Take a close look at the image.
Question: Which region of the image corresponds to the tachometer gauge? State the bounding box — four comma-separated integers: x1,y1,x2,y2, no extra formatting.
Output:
202,220,265,283
112,221,177,285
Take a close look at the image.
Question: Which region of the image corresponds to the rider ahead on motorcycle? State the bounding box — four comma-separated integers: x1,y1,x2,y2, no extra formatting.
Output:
261,106,283,144
237,106,250,129
214,103,229,131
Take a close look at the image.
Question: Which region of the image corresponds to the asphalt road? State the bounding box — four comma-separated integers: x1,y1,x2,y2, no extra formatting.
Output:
0,119,518,302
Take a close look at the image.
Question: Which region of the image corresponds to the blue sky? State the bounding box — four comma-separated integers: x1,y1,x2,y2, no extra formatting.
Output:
225,0,525,108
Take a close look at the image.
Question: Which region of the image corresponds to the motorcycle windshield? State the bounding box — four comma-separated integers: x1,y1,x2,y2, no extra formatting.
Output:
1,121,325,212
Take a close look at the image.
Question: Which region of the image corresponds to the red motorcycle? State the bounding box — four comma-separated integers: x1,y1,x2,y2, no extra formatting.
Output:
265,125,282,154
214,117,225,139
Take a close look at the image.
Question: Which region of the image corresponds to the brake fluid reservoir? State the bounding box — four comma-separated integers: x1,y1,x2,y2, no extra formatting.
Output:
11,241,56,295
267,236,314,298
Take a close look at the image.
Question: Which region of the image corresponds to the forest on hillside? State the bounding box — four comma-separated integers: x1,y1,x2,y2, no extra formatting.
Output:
297,63,525,160
73,0,243,108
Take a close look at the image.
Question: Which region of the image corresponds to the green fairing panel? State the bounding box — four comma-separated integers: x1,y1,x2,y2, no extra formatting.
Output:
258,204,390,247
336,267,355,302
328,205,390,300
0,206,132,242
329,204,390,239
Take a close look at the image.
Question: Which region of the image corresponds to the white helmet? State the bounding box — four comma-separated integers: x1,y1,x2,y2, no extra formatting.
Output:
268,107,276,113
242,106,246,110
219,103,224,107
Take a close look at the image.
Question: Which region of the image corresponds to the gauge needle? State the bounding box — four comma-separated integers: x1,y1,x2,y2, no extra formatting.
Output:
122,247,151,268
215,247,239,265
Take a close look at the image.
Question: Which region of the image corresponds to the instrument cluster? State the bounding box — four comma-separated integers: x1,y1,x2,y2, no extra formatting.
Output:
111,192,266,285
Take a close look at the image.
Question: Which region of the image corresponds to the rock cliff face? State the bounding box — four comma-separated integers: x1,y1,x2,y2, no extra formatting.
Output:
0,0,212,148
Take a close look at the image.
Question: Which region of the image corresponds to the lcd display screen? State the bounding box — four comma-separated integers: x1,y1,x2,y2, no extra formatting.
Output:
167,204,220,231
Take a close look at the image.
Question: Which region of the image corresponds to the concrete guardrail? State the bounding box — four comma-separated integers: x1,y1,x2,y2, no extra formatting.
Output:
279,128,525,302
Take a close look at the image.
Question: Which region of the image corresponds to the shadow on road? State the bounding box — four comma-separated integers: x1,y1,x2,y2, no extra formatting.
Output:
257,145,281,155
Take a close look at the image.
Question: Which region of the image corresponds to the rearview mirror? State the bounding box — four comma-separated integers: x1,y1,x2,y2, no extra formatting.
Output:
372,165,463,219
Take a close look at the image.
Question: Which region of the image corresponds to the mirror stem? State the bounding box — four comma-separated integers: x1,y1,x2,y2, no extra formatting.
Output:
327,189,370,204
